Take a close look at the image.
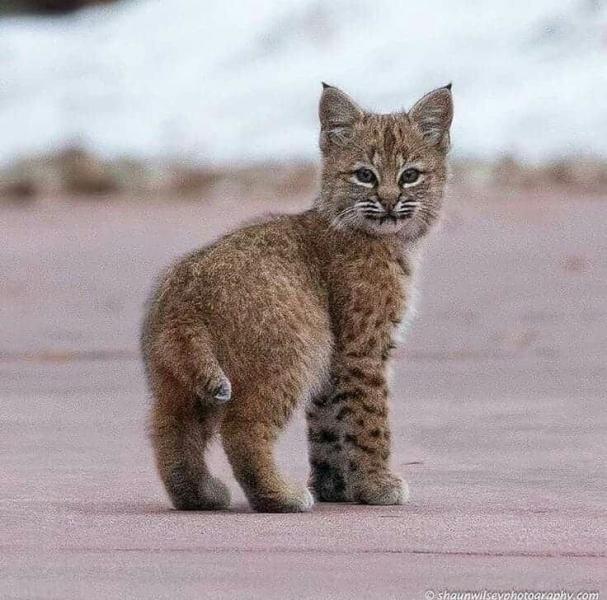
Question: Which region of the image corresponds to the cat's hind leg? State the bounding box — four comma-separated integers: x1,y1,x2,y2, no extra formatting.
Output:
149,369,230,510
221,386,313,513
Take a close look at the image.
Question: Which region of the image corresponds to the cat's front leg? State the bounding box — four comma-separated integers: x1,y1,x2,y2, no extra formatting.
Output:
332,358,409,505
306,388,350,502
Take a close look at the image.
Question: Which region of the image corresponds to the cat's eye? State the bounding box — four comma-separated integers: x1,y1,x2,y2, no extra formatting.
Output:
354,168,377,185
400,168,421,185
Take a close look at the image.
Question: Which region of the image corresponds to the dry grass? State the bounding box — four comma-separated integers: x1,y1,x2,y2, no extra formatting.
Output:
1,146,606,203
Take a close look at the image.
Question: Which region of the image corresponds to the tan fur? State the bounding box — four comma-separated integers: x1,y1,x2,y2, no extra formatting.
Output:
141,83,453,512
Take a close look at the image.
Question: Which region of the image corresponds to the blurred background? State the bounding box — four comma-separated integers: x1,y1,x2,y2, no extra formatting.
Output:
1,3,606,596
1,0,606,197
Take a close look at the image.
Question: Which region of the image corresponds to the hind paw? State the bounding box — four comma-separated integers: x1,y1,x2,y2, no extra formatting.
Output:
198,475,231,509
249,485,314,513
170,475,231,511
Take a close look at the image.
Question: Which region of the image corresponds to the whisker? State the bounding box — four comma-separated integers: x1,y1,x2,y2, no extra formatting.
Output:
355,202,384,211
416,206,439,227
331,206,358,230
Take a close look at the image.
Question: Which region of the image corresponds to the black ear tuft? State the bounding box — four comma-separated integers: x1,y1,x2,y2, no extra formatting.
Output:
444,82,453,91
321,81,332,90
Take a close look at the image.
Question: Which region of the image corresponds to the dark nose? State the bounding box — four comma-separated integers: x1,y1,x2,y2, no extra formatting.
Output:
377,184,400,212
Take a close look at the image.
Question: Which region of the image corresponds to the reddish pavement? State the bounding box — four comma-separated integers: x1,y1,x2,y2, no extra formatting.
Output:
1,185,606,598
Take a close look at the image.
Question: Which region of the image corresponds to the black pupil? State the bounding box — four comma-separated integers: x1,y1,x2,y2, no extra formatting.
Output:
357,168,374,183
402,169,419,183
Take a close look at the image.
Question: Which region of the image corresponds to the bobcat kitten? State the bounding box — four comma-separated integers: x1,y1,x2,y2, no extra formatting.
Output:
141,83,453,512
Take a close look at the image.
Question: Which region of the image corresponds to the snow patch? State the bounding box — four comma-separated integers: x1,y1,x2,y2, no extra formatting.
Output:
1,0,606,166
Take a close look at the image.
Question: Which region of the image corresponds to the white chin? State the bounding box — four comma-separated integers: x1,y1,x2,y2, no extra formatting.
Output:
363,218,407,235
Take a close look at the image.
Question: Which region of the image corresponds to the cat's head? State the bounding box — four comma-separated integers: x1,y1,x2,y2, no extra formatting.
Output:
317,83,453,241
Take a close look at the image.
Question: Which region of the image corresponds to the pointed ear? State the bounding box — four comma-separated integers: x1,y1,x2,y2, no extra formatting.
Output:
319,83,363,151
409,85,453,152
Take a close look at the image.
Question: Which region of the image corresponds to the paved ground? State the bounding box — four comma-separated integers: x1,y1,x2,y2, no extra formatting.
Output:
1,184,606,599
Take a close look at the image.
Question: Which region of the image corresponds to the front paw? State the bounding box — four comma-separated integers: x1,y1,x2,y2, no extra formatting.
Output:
351,472,409,505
